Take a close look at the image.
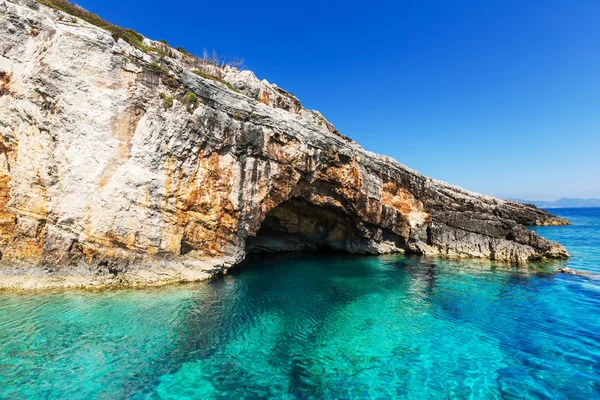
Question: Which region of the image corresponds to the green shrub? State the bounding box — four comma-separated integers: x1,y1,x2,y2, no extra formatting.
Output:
159,39,168,45
182,91,199,113
191,69,213,80
183,91,198,105
159,92,174,109
162,96,174,110
224,81,241,93
234,112,243,120
147,62,168,75
148,46,167,57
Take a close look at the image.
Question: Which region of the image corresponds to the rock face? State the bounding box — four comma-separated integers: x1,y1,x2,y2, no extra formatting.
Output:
0,0,569,289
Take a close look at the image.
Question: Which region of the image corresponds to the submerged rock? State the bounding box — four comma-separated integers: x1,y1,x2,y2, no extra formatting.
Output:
555,267,589,276
0,0,569,289
554,267,600,279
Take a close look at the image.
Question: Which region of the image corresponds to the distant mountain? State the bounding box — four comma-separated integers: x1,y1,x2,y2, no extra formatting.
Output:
510,198,600,208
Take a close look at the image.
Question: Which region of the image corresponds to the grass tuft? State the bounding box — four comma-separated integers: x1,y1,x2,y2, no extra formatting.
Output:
162,96,173,110
182,91,199,113
148,46,168,57
148,62,168,75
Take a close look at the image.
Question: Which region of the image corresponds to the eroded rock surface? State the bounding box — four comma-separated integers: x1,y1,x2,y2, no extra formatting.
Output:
0,0,569,289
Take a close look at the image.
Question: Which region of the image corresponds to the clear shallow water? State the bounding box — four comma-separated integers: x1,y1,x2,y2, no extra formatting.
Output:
0,209,599,399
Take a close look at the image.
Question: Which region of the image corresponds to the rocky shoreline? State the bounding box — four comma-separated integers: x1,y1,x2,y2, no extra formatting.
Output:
0,253,581,291
0,0,569,289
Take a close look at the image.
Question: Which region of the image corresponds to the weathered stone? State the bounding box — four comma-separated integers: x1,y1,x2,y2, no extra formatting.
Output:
0,0,569,289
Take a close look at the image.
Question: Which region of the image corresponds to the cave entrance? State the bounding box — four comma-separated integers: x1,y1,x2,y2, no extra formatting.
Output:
246,199,367,255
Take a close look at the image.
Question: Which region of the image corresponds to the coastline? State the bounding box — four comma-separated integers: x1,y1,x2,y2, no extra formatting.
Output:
0,251,573,291
0,257,233,291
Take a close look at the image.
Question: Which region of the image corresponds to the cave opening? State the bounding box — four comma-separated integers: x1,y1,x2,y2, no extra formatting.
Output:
245,199,364,255
246,198,407,256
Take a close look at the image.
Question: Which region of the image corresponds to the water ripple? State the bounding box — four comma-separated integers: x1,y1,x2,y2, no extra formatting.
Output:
1,209,600,398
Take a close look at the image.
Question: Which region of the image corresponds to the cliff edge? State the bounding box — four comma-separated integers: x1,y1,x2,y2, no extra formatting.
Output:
0,0,569,289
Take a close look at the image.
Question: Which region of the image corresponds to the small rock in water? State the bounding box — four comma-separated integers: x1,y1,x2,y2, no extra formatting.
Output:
557,267,579,275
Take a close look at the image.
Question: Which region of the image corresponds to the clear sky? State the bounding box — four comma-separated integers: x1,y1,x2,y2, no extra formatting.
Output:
77,0,600,200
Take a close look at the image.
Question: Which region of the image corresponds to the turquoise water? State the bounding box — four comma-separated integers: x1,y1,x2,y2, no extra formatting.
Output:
1,208,599,399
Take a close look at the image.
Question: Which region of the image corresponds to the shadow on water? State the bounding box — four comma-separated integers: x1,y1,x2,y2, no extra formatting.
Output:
157,251,390,397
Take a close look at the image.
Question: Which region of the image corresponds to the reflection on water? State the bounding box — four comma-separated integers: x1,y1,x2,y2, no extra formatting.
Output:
0,208,599,399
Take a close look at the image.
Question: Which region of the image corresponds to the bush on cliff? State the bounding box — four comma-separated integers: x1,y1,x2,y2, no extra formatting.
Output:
182,91,199,113
147,62,168,75
159,92,174,110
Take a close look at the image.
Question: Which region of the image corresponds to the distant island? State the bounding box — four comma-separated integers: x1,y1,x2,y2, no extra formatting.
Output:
512,198,600,208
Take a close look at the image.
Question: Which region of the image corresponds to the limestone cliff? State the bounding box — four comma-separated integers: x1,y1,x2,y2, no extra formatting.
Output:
0,0,569,289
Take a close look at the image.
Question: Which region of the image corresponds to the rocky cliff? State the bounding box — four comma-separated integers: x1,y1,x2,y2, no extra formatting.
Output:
0,0,569,289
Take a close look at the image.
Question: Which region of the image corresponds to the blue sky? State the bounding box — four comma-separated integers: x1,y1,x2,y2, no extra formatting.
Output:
77,0,600,200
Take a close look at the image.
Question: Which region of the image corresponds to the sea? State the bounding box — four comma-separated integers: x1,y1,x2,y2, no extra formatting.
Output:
0,208,598,399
